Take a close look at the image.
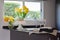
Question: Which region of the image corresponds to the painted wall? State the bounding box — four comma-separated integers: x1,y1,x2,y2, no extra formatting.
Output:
0,1,10,40
56,0,60,30
0,29,10,40
44,0,56,27
0,0,4,29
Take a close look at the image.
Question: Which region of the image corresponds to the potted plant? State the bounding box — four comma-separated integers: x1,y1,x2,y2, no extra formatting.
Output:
4,16,15,30
15,5,29,21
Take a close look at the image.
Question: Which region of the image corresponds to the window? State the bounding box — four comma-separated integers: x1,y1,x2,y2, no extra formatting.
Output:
4,1,43,21
24,2,41,20
4,1,22,18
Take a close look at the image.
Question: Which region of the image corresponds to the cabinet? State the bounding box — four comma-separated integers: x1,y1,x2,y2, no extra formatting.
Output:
10,30,57,40
57,32,60,40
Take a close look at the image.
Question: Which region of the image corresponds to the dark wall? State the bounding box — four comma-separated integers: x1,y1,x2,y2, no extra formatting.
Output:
56,0,60,31
56,0,60,4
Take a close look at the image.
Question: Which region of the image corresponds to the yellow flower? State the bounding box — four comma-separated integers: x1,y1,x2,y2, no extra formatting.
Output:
9,16,14,22
15,8,22,13
4,16,9,22
24,8,29,13
15,6,29,14
22,6,29,13
23,6,27,10
4,16,14,22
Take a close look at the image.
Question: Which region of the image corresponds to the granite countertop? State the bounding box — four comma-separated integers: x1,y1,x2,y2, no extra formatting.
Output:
16,28,57,36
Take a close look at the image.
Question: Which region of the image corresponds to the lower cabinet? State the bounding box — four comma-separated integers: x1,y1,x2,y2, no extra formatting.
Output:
10,30,57,40
49,34,57,40
10,30,29,40
57,32,60,40
30,33,49,40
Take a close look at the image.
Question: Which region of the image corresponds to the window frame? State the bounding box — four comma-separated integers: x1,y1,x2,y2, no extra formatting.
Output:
4,0,44,21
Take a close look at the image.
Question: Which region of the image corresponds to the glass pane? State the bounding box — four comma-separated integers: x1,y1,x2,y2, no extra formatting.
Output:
24,2,41,20
4,1,42,21
4,1,23,18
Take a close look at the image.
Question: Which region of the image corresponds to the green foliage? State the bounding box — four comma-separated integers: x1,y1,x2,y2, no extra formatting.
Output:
4,2,20,18
25,11,40,20
16,12,26,20
4,2,40,20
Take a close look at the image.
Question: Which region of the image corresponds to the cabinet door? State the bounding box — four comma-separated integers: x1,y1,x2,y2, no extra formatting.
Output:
30,33,49,40
10,30,29,40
